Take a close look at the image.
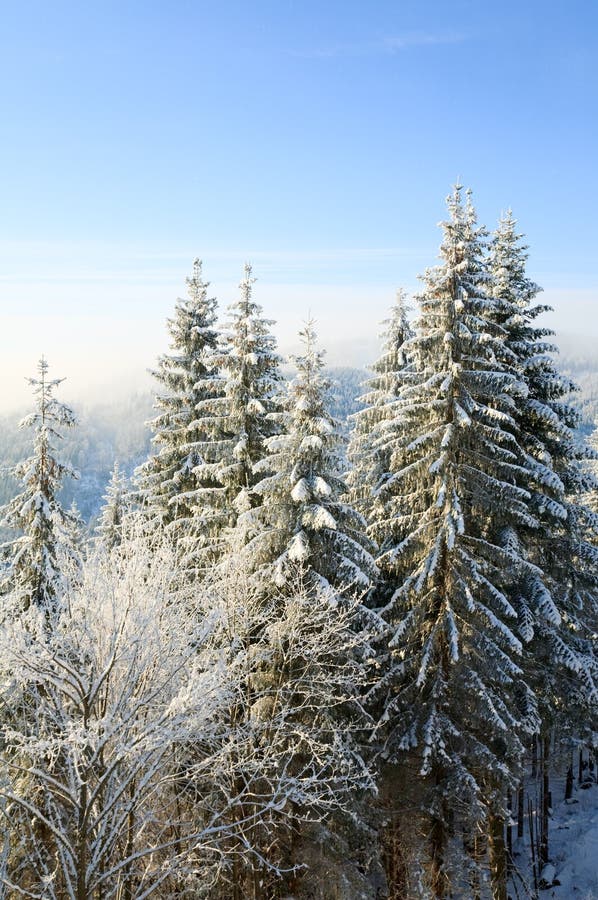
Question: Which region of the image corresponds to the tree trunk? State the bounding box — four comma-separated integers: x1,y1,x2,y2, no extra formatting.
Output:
382,814,408,898
506,792,513,869
430,809,447,899
488,812,507,900
565,757,574,800
121,778,137,900
540,731,550,867
464,826,483,900
379,768,408,900
517,781,524,839
76,779,88,900
528,797,538,895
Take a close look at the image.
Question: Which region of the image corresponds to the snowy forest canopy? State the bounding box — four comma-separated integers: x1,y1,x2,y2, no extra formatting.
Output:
0,186,597,899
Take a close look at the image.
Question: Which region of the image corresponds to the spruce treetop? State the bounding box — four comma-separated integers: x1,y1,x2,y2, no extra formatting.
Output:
347,288,413,521
246,318,377,600
96,461,130,551
220,263,283,519
135,259,228,547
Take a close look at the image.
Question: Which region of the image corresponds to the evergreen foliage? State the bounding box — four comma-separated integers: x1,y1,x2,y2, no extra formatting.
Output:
210,314,378,895
488,212,598,721
0,358,78,615
95,460,130,550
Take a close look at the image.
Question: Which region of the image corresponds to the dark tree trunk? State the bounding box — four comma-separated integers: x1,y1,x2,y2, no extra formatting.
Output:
517,782,524,839
506,792,513,868
528,797,538,895
464,825,485,900
431,812,447,900
381,813,408,898
540,732,550,867
121,778,137,900
565,758,574,800
488,812,507,900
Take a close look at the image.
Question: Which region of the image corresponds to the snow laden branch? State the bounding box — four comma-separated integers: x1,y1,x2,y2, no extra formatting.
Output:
0,518,376,898
184,553,377,897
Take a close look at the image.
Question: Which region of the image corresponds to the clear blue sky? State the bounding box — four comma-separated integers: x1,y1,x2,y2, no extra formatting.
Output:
0,0,596,407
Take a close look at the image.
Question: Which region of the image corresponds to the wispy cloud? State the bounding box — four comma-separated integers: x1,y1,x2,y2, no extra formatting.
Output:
290,31,468,60
383,32,467,51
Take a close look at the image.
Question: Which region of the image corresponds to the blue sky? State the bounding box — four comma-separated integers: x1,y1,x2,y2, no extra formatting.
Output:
0,0,596,408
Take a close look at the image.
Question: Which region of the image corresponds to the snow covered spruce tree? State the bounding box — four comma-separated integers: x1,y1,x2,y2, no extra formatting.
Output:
218,264,284,535
136,259,232,572
348,288,412,526
488,211,598,709
369,188,545,898
94,460,130,550
0,357,78,617
488,213,598,871
245,318,378,599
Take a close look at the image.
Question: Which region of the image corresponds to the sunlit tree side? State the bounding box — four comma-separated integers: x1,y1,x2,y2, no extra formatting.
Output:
0,357,78,616
219,263,284,535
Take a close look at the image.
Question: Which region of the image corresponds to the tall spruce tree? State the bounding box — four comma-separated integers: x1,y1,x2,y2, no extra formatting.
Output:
136,259,231,570
244,319,377,599
0,358,78,616
487,213,598,686
370,189,544,897
488,213,598,851
219,264,283,530
347,289,412,523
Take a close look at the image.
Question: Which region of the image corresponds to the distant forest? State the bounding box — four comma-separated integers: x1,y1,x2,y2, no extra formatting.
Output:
1,362,596,528
0,367,366,524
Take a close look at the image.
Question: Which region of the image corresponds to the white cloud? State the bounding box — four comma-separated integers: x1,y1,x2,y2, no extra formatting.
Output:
290,31,468,60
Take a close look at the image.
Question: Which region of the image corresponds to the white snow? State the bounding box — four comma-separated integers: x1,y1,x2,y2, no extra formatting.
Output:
506,771,598,900
545,781,598,899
